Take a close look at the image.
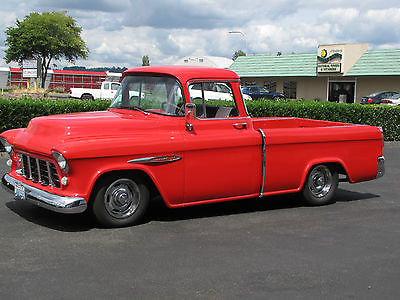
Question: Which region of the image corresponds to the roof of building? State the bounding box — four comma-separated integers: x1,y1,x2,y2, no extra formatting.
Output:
230,53,317,77
346,49,400,76
230,49,400,77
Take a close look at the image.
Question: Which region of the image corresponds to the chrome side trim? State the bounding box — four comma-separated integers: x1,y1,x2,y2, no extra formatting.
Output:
128,155,182,164
196,116,251,121
258,129,267,198
2,174,87,214
376,156,385,178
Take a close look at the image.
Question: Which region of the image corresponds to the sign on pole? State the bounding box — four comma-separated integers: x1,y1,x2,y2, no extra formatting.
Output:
22,59,40,78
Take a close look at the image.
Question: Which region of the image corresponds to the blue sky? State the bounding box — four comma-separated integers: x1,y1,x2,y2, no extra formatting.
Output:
0,0,399,68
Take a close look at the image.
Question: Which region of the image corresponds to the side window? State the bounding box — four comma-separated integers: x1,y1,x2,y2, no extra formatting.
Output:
188,81,239,118
111,83,119,90
103,82,110,90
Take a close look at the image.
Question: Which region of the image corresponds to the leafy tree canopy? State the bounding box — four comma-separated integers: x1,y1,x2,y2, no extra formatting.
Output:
232,50,246,61
5,11,89,88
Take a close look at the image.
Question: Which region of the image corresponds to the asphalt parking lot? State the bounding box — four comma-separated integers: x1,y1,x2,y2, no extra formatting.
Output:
0,144,399,299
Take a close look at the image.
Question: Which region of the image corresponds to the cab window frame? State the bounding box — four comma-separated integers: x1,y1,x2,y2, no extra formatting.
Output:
187,80,239,119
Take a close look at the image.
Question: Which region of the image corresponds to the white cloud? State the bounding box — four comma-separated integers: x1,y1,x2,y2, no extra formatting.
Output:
1,1,400,67
320,8,360,22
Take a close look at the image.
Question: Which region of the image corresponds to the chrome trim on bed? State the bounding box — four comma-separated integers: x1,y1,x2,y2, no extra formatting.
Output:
258,129,266,198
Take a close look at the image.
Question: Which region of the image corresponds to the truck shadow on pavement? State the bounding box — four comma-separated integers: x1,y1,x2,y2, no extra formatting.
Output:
5,201,95,232
4,188,379,232
146,188,380,223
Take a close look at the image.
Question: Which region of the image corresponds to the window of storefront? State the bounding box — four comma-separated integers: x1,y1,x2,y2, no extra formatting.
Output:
283,81,297,99
264,81,276,92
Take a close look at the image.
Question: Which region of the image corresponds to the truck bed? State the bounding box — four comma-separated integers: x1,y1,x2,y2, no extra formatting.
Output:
251,117,353,129
250,117,382,194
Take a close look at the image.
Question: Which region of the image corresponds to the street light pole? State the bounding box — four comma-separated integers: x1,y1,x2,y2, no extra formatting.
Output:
228,31,248,56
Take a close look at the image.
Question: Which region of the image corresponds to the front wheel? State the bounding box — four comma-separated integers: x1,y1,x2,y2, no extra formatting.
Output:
92,176,150,227
302,164,338,206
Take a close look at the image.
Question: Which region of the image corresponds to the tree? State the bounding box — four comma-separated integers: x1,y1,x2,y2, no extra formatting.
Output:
142,55,150,66
232,50,246,61
4,11,89,88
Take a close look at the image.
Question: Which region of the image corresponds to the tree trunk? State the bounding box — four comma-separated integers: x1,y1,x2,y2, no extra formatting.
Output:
40,56,53,89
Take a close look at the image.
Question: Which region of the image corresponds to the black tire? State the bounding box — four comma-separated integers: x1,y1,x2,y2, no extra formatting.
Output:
92,175,150,227
81,94,94,101
302,164,338,206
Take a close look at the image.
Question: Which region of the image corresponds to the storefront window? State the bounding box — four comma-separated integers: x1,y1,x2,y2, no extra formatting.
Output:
283,81,297,99
264,81,276,92
328,82,355,103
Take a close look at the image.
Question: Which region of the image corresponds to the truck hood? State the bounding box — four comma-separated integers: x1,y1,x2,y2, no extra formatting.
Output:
7,110,183,158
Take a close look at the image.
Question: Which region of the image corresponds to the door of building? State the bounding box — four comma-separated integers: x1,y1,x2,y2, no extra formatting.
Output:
328,82,355,103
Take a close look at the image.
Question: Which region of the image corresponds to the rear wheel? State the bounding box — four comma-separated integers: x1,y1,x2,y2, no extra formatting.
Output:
92,176,150,227
302,164,338,206
81,94,94,101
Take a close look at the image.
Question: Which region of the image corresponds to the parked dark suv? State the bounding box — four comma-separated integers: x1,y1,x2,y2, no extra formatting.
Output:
361,91,400,104
241,85,284,100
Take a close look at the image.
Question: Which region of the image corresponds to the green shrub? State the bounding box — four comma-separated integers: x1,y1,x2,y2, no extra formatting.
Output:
0,97,399,153
0,97,111,133
245,99,400,141
0,97,111,151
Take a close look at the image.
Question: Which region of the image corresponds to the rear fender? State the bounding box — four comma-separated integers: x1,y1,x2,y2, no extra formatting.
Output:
299,158,350,190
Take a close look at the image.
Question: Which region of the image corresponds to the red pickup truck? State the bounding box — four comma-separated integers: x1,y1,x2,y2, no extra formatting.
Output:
1,66,385,227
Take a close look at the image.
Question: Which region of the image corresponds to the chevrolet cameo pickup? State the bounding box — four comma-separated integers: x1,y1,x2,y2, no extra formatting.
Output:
1,66,385,227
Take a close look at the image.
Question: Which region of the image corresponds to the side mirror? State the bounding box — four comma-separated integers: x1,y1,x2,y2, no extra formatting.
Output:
185,103,196,131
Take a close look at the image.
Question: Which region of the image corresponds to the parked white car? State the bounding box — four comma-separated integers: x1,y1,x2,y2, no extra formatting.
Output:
70,81,120,100
380,95,400,106
189,82,252,101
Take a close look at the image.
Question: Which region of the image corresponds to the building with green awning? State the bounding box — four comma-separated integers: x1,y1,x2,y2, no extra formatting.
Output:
230,43,400,103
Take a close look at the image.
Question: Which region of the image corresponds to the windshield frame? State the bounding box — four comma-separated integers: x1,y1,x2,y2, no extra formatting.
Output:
109,74,186,117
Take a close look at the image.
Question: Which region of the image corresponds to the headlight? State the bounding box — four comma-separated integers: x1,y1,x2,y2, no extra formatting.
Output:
0,137,13,157
52,150,69,173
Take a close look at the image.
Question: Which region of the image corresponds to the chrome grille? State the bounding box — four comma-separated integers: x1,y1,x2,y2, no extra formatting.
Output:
19,153,61,188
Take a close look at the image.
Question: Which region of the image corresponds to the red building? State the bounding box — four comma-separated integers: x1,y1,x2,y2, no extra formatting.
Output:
1,68,121,92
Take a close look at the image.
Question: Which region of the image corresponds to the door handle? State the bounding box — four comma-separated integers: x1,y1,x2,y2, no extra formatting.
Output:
233,123,248,129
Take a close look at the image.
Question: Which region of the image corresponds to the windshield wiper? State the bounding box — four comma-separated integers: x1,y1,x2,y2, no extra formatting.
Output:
111,105,149,115
131,106,150,115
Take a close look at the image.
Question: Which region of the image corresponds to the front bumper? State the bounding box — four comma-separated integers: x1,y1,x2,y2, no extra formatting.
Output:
2,174,87,214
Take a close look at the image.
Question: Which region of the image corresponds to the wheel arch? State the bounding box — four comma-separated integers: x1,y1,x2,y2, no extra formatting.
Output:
87,168,162,208
299,159,350,190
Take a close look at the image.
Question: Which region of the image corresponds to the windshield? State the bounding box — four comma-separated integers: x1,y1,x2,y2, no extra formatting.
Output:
110,75,185,116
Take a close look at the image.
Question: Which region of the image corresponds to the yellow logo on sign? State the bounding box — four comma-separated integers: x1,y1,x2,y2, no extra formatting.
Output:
321,49,328,58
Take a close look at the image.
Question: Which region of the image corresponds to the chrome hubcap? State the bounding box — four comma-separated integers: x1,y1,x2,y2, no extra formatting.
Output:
104,179,140,219
309,166,332,198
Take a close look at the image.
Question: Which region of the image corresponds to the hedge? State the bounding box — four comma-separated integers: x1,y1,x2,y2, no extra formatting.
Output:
0,98,399,151
245,99,400,141
0,97,111,133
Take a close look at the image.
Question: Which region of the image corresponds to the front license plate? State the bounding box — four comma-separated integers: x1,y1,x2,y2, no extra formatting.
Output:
14,183,26,201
